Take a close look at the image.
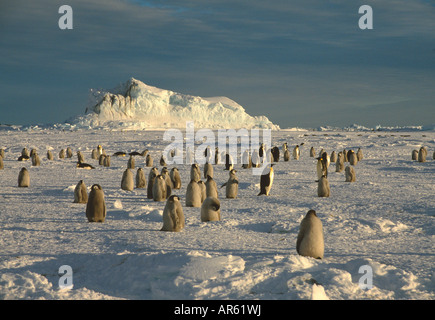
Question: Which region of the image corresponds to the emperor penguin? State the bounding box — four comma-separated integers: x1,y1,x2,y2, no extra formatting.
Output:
161,167,173,198
30,148,37,157
345,165,356,182
59,149,65,159
242,149,252,169
271,146,280,162
343,149,348,162
223,169,238,199
136,167,147,189
86,184,106,222
310,147,316,158
147,167,159,199
198,180,207,203
190,163,201,182
214,147,220,165
74,180,88,204
418,147,427,162
225,153,234,171
146,154,153,167
251,149,260,168
66,147,73,158
186,179,202,207
348,150,358,166
296,210,324,259
357,148,363,161
159,154,167,166
104,155,111,167
99,154,106,166
204,162,214,179
22,148,29,158
316,157,328,181
47,150,54,161
201,196,221,222
113,151,127,157
161,195,185,232
205,175,218,198
31,153,41,166
293,145,300,160
77,162,95,169
121,168,134,191
411,149,418,161
18,167,30,187
128,155,135,169
97,145,104,156
259,143,265,159
77,151,84,164
336,152,345,172
258,164,274,196
170,167,181,189
283,143,290,162
152,175,167,201
186,147,194,165
317,175,330,197
330,151,337,163
321,151,330,168
91,149,98,160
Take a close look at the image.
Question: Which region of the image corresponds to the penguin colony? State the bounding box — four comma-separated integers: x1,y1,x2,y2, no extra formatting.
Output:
2,135,433,259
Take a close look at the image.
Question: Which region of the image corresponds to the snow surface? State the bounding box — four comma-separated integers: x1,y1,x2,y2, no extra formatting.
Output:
0,128,434,300
67,78,279,130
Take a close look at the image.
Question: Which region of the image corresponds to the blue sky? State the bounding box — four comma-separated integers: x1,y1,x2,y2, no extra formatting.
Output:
0,0,434,128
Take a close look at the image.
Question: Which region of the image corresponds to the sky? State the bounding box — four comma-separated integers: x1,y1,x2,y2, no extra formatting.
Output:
0,0,434,128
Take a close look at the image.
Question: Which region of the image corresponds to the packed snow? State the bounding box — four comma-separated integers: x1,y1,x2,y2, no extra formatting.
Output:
67,78,279,130
0,127,434,300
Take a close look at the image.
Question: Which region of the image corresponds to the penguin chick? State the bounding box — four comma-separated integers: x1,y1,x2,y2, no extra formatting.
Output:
296,210,324,259
161,195,185,232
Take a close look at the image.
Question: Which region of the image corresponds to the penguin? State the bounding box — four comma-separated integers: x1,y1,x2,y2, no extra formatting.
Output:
146,154,153,167
343,149,348,162
204,146,213,164
161,167,173,198
190,163,201,182
97,145,104,156
147,167,159,199
159,154,167,166
77,151,84,164
136,168,147,189
224,153,234,171
104,155,111,167
205,175,218,198
259,143,265,159
161,195,185,232
91,149,98,160
99,154,106,166
258,164,274,196
66,147,73,158
283,143,290,162
186,179,202,207
330,151,337,163
310,147,316,158
22,148,29,158
316,157,327,181
86,184,106,222
18,167,30,187
204,162,213,179
356,148,363,161
128,155,135,169
317,175,330,197
121,168,134,191
418,147,427,162
31,153,41,166
345,165,356,182
214,147,220,165
222,169,238,199
271,146,280,162
47,150,54,161
113,151,127,157
296,210,324,259
335,152,345,173
348,150,358,166
201,196,221,222
74,180,88,204
293,145,300,160
170,167,181,189
242,149,252,168
318,148,324,158
251,149,260,168
198,180,207,203
18,154,30,161
411,150,418,161
186,147,194,165
76,162,95,169
59,149,65,159
152,175,167,201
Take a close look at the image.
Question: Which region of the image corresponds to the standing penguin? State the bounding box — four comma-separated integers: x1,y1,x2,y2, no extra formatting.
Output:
128,155,135,169
283,143,290,162
223,169,238,199
18,167,30,187
296,210,324,259
336,152,345,172
293,145,300,160
316,157,328,181
412,150,418,161
198,180,207,203
59,149,65,159
214,147,220,165
258,164,274,196
74,180,88,204
201,196,221,222
317,175,330,197
161,195,185,232
170,167,181,189
147,167,159,199
186,179,202,207
91,149,98,160
77,151,84,164
345,166,356,182
152,175,167,201
104,155,111,167
136,168,147,189
161,167,173,198
190,163,201,182
121,168,134,191
418,147,427,162
271,146,280,162
357,148,363,161
251,149,260,168
330,151,337,163
47,150,54,161
31,153,41,166
66,147,73,158
99,154,106,166
242,149,252,169
86,184,106,222
159,154,167,166
145,153,153,167
310,147,316,158
225,153,234,171
348,150,358,166
204,162,214,179
205,175,218,198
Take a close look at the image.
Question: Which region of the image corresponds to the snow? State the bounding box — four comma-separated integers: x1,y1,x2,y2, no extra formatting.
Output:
0,128,434,300
66,78,279,130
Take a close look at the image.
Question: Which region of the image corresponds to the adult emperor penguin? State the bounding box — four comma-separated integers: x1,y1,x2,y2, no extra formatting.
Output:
152,175,167,201
147,167,159,199
201,196,221,222
293,145,300,160
146,153,153,167
283,143,290,162
317,175,330,197
225,153,234,171
336,152,345,172
91,149,98,160
418,147,427,162
161,195,185,232
47,150,54,161
271,146,280,162
21,148,29,158
86,184,106,222
74,180,88,204
222,169,238,199
170,167,181,189
97,145,104,156
121,168,134,191
205,175,218,198
214,147,220,165
136,168,147,189
186,179,202,207
348,150,358,166
204,161,214,179
104,155,111,167
99,154,106,166
296,210,324,259
31,152,41,166
316,157,328,181
76,162,95,169
321,151,330,168
345,165,356,182
258,164,274,196
191,163,201,182
18,167,30,187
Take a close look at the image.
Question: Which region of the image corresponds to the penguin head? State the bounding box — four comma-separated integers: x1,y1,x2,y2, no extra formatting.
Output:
168,195,180,202
91,184,102,191
307,209,317,217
